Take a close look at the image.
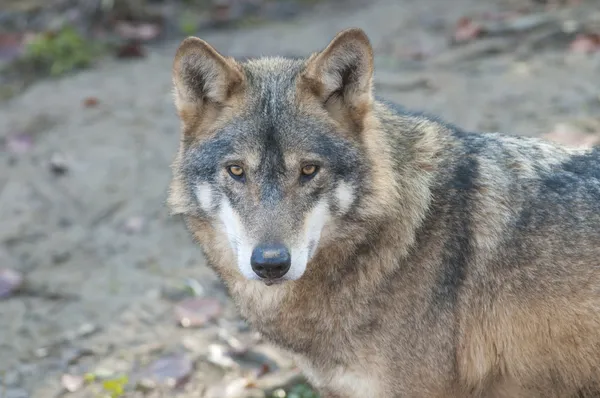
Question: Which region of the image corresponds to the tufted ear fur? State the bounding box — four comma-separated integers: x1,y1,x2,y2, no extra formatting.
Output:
172,37,244,130
301,28,375,130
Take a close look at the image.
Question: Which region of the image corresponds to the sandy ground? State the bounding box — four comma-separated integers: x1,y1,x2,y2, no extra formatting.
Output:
1,0,600,396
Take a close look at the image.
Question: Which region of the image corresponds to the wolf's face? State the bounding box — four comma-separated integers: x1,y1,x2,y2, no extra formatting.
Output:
170,29,375,284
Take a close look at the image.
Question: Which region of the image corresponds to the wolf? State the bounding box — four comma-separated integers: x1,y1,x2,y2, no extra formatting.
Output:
167,27,600,397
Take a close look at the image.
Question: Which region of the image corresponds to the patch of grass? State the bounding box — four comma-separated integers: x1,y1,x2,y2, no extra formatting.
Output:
179,13,200,36
100,375,129,398
271,383,320,398
22,25,103,77
83,372,129,398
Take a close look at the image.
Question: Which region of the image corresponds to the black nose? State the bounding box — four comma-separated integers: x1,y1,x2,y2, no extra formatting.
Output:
251,243,291,280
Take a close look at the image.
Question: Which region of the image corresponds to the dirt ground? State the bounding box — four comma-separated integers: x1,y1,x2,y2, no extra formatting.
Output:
1,0,600,397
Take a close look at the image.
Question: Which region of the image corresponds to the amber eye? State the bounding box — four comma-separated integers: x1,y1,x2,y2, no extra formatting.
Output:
301,165,319,179
227,165,245,180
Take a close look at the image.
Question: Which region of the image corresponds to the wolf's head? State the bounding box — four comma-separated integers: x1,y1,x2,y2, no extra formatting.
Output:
169,28,383,285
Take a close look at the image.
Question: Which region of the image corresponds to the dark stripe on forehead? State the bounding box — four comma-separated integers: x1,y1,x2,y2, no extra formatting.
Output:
183,134,234,183
257,118,286,204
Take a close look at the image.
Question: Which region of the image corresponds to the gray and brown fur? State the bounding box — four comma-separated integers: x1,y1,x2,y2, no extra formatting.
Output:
167,28,600,397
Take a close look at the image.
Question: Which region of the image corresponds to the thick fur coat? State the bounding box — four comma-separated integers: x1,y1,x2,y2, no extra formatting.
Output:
167,28,600,397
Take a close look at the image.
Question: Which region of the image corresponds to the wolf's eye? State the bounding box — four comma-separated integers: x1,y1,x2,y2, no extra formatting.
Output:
227,165,245,180
301,165,319,180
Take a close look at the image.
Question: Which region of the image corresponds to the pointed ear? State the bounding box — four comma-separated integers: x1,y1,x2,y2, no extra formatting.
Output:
172,37,244,124
301,28,374,113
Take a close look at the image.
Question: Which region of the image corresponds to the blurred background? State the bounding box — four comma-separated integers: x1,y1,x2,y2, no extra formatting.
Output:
0,0,599,397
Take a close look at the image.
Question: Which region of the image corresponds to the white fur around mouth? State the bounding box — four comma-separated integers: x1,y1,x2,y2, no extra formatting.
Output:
218,197,330,282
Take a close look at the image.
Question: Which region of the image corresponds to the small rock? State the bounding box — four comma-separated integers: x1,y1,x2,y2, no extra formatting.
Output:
207,344,240,369
62,347,94,365
61,374,84,392
65,323,99,341
49,152,69,175
135,377,157,393
34,347,49,358
204,377,254,398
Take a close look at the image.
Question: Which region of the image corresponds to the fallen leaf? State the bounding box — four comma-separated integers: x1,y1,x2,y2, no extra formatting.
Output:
174,297,222,328
61,374,84,393
569,33,600,54
4,133,33,154
250,363,270,379
0,268,23,299
141,353,193,388
115,41,146,58
543,123,600,148
453,17,483,43
0,33,24,62
83,97,99,107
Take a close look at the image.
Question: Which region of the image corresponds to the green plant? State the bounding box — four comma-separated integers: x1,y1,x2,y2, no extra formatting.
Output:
179,13,199,36
271,383,320,398
24,26,100,77
100,375,129,398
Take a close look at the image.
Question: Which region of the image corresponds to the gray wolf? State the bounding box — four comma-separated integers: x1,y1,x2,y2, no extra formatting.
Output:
167,27,600,397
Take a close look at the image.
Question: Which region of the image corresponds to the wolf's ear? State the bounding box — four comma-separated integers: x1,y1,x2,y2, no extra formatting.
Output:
172,37,244,123
301,28,374,122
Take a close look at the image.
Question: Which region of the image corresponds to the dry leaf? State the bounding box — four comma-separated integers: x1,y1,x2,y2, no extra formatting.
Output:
569,33,600,54
453,17,483,43
141,353,193,388
174,297,222,328
116,41,146,59
83,97,99,107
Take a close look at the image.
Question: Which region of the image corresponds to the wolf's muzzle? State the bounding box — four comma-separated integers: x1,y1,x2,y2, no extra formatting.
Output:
250,243,291,280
